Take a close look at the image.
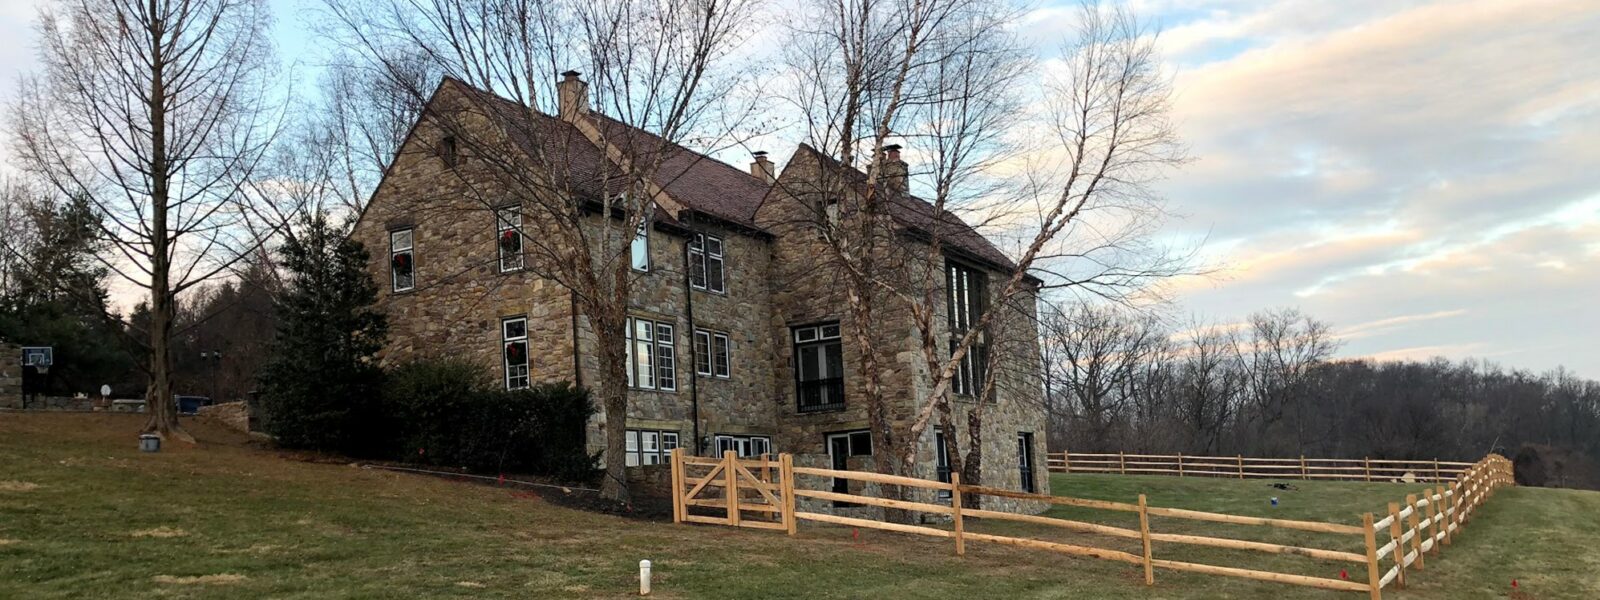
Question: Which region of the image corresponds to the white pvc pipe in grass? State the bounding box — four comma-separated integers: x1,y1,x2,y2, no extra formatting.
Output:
640,559,651,596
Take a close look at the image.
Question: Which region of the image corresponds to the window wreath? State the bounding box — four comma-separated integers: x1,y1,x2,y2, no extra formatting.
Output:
391,253,412,274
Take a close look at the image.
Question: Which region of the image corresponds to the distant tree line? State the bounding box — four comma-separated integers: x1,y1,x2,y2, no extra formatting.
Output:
1042,304,1600,487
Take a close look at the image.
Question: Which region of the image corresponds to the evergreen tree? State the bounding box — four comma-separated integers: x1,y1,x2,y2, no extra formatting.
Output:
258,213,387,453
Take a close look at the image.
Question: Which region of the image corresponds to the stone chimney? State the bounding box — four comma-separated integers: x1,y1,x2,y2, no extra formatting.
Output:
879,144,908,196
557,70,589,121
750,151,776,184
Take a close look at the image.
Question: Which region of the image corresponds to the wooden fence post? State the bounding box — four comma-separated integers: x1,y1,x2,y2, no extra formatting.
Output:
1063,450,1071,473
951,472,966,557
1423,488,1439,555
1432,459,1441,483
1363,513,1383,600
1237,455,1245,479
1119,451,1127,475
1138,494,1154,586
1300,455,1308,480
1405,493,1423,570
1387,502,1406,588
1364,457,1372,482
780,453,797,536
670,448,684,524
724,450,739,526
1177,453,1184,477
1437,484,1452,546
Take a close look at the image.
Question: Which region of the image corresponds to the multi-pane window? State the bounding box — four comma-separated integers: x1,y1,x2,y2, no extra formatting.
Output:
502,317,529,390
950,341,988,397
631,220,650,272
688,233,725,293
826,430,872,502
694,329,731,379
794,323,845,412
624,317,676,391
625,429,679,466
713,434,771,458
497,207,524,272
947,262,985,332
389,228,415,292
1018,432,1037,493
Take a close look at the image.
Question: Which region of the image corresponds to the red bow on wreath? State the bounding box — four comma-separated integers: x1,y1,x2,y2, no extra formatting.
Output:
505,343,525,363
500,229,520,249
391,253,412,273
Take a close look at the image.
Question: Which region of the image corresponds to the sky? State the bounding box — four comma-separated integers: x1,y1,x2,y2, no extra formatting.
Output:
2,0,1598,377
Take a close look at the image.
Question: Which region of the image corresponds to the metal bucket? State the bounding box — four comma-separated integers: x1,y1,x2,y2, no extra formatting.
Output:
139,434,161,453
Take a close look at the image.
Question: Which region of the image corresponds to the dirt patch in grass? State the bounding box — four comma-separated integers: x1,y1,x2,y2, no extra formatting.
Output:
0,539,16,546
455,581,487,588
130,527,187,538
0,481,40,492
152,574,246,585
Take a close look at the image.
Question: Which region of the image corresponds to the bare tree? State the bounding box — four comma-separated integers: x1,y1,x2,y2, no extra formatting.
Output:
1235,307,1338,454
322,0,758,501
12,0,285,441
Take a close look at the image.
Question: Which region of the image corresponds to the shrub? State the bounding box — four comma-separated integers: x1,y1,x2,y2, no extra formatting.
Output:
383,359,598,481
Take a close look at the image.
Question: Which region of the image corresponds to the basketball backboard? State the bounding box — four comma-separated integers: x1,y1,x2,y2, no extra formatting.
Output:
21,346,53,368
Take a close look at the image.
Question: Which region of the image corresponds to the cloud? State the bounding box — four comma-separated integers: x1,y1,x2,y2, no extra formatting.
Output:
1104,0,1600,376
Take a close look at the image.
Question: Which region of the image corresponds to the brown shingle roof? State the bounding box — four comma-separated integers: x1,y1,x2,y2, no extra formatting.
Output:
789,144,1018,272
443,79,770,229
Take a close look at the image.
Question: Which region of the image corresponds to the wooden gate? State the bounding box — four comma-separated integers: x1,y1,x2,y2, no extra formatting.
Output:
671,449,794,532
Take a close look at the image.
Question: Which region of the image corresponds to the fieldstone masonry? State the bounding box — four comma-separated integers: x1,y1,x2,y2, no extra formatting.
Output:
0,342,21,409
351,78,1049,516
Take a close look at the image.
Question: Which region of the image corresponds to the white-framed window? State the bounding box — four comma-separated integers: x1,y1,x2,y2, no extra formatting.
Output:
794,323,844,412
693,329,731,379
826,430,872,499
497,206,524,272
502,316,530,390
631,219,650,272
389,228,415,292
934,430,952,499
624,316,676,391
688,233,725,293
713,434,771,458
626,429,679,466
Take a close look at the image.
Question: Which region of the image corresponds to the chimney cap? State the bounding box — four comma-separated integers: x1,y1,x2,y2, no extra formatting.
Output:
560,70,582,79
752,150,769,159
883,144,902,152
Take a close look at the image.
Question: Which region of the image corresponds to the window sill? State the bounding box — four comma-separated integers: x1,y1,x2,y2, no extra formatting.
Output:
796,403,846,415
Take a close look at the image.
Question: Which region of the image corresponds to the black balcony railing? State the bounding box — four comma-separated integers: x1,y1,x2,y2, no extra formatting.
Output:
797,378,845,413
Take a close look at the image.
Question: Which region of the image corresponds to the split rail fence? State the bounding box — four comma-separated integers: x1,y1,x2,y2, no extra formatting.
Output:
670,449,1513,599
1047,451,1472,483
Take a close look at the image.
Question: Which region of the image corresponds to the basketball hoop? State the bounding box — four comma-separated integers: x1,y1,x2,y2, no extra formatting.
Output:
34,366,49,375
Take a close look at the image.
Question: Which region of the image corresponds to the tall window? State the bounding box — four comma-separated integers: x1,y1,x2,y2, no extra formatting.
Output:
631,220,650,272
497,207,524,272
1017,432,1037,493
694,329,731,379
390,229,415,292
714,434,771,458
950,341,988,397
947,261,985,332
934,430,952,500
688,233,725,293
626,429,678,466
502,317,529,390
624,317,676,391
794,323,844,413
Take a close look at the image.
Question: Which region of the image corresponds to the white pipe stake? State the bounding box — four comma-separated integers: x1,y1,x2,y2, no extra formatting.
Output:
639,559,652,596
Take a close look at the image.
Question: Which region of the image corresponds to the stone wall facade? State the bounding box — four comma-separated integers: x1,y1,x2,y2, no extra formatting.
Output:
0,342,22,409
353,82,1049,516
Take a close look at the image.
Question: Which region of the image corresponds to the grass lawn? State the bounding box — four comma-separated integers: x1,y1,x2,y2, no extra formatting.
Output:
2,412,1597,599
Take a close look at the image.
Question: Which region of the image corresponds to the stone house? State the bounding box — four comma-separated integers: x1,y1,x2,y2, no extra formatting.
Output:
0,342,21,409
350,75,1048,512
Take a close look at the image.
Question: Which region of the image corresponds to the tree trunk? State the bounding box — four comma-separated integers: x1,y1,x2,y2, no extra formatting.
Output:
962,403,984,509
140,20,191,444
590,303,631,503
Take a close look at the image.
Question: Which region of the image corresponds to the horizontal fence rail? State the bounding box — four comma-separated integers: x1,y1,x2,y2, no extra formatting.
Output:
670,449,1514,599
1046,451,1472,483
